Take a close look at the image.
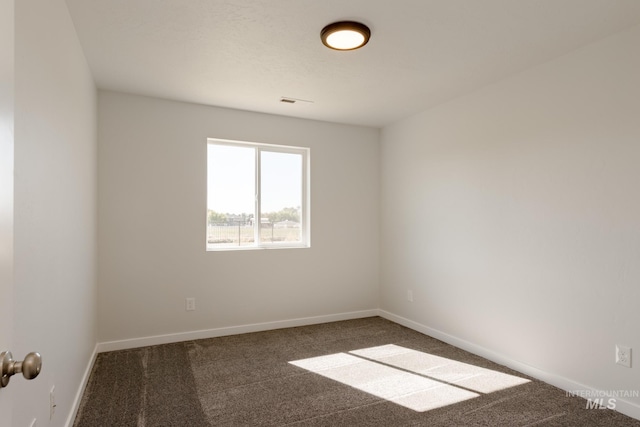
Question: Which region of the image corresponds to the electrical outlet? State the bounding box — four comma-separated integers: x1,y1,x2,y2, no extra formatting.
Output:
407,290,414,302
29,419,37,427
185,297,196,311
615,345,632,368
50,385,56,420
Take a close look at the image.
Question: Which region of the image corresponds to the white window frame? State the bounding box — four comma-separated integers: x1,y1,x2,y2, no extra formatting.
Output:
206,138,310,251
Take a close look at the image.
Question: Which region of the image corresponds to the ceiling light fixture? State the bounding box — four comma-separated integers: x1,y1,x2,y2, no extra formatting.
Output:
321,21,371,51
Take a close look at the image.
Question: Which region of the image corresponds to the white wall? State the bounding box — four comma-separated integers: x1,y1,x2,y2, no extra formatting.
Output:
98,92,379,342
13,0,97,425
381,24,640,411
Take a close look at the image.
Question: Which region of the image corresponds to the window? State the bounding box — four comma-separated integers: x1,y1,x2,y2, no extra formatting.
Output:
206,138,310,250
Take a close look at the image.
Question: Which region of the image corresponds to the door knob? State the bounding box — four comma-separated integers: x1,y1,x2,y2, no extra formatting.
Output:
0,351,42,388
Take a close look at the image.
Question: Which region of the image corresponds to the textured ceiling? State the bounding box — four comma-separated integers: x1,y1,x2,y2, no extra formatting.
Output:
65,0,640,127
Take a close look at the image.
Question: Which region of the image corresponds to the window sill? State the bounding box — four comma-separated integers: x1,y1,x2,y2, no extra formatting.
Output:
206,244,310,252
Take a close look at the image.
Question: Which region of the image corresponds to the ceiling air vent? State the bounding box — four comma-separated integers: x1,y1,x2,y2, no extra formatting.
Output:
280,97,313,105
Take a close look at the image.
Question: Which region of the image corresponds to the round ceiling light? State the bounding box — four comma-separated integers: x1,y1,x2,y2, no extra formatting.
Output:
321,21,371,51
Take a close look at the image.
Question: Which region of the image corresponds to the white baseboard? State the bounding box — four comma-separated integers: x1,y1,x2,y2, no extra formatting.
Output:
378,309,640,422
96,309,379,353
65,343,99,427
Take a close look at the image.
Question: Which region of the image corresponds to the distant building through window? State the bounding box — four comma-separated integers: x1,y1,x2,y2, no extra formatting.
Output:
206,138,309,250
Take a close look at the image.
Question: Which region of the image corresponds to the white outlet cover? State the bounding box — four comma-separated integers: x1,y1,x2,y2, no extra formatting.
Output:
615,345,632,368
29,419,37,427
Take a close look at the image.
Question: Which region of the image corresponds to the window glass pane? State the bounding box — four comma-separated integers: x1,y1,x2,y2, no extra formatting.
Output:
207,144,255,248
260,151,302,244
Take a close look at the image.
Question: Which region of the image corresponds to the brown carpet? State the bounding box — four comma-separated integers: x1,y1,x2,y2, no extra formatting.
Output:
73,317,640,426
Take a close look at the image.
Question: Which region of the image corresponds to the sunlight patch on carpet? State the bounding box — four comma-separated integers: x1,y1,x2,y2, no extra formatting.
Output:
289,344,530,412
